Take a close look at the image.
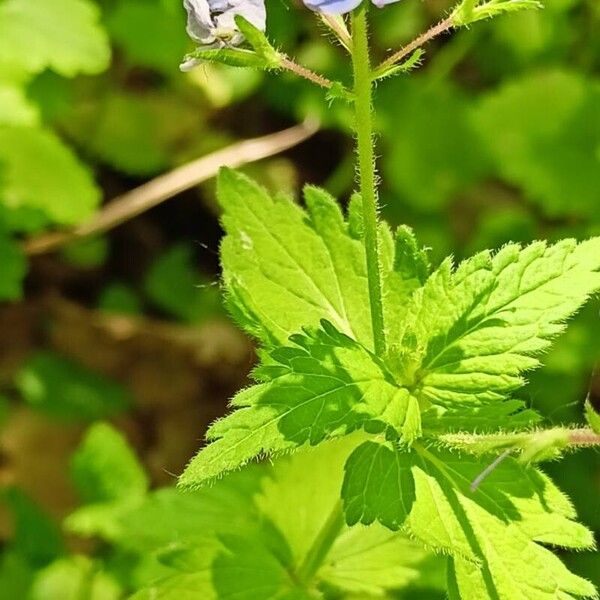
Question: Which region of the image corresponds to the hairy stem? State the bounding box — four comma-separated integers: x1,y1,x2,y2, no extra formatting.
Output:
279,56,334,89
351,4,386,356
375,17,454,74
566,428,600,445
440,427,600,453
296,501,345,585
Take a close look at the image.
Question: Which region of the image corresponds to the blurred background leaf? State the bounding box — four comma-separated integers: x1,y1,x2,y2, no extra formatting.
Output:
15,353,130,421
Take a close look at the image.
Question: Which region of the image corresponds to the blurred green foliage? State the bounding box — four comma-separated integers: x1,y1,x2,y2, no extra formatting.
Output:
144,244,222,322
0,0,599,597
15,352,131,420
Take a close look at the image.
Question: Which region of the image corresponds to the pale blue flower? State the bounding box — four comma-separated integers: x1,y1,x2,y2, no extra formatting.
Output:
181,0,266,70
303,0,400,15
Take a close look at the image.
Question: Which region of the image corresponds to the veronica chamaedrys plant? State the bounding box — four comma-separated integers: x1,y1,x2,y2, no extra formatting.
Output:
164,0,600,599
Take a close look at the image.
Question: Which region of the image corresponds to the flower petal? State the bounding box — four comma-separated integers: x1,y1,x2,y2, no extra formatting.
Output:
303,0,362,14
184,0,216,44
371,0,401,8
217,0,267,32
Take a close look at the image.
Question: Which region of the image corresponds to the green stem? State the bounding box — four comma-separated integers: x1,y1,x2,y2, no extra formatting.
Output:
296,501,345,585
439,428,600,454
351,4,386,356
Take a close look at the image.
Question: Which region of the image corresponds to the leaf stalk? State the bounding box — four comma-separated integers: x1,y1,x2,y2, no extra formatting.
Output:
296,501,345,585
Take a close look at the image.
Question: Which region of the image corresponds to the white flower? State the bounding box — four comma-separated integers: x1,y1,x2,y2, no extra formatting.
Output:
181,0,266,70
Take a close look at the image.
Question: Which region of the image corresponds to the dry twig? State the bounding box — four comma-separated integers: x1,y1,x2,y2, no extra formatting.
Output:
24,120,319,256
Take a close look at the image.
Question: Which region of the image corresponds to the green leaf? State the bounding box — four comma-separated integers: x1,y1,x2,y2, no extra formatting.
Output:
132,524,296,600
97,283,142,316
29,556,121,600
342,441,415,531
421,399,541,434
254,438,354,575
0,126,101,226
117,468,263,554
585,400,600,435
344,445,595,599
16,352,130,421
144,244,220,323
0,205,49,234
0,0,110,78
0,552,33,600
440,466,595,598
183,48,272,69
0,83,38,126
179,323,412,488
66,423,148,540
452,0,542,26
70,423,148,505
131,576,215,600
405,238,600,407
325,81,354,103
380,78,489,213
383,225,430,354
219,169,374,347
65,89,203,177
473,70,600,218
219,170,429,353
107,0,187,74
212,534,309,600
234,15,281,68
0,229,26,300
319,525,438,597
61,236,109,269
0,488,64,567
392,225,430,284
138,439,437,599
372,49,425,81
259,440,440,597
116,470,266,598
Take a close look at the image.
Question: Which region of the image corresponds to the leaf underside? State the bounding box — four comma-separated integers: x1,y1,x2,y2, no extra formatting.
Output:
136,440,440,599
